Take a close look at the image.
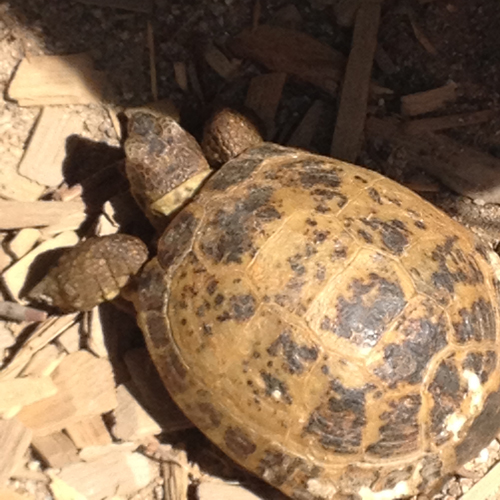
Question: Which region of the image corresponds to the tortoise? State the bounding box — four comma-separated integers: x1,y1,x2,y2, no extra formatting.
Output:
30,107,500,500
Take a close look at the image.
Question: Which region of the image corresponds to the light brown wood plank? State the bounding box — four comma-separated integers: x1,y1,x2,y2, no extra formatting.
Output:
65,416,112,449
0,419,32,484
18,108,83,187
9,54,106,106
245,72,287,139
366,117,500,204
17,351,117,436
404,109,494,135
401,81,458,116
0,200,86,231
331,0,382,162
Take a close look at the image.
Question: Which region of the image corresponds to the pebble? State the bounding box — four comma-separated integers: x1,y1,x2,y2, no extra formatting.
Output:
459,478,474,493
446,479,462,497
153,485,163,500
27,461,41,472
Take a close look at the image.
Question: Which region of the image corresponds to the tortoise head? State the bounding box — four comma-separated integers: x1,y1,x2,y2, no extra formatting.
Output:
124,109,211,228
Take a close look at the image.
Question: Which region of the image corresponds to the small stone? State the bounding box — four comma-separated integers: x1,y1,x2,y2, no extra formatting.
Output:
459,477,474,493
446,479,461,497
27,461,41,471
153,485,163,500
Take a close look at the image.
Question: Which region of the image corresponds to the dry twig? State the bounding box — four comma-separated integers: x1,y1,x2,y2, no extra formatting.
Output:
0,302,47,323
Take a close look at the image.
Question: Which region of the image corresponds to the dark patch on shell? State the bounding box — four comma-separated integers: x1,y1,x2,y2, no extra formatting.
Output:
366,394,421,457
414,220,426,230
375,314,448,387
360,218,410,255
311,188,348,208
144,311,188,393
321,273,407,348
304,379,369,454
431,359,461,401
197,402,222,428
316,263,326,281
267,332,319,375
373,466,414,492
201,186,273,264
257,450,321,491
224,427,257,458
288,254,306,276
313,230,329,244
388,196,402,207
418,455,443,493
455,385,500,466
206,279,218,295
475,243,492,263
431,237,484,295
368,187,382,204
207,143,288,191
332,241,348,260
230,294,257,321
214,293,225,306
357,229,373,244
257,451,302,487
137,262,167,313
158,211,198,270
145,311,169,350
260,372,293,404
216,311,231,322
195,301,210,317
315,204,330,213
428,357,465,445
453,298,496,343
463,351,497,383
298,161,341,190
338,465,379,494
256,206,281,221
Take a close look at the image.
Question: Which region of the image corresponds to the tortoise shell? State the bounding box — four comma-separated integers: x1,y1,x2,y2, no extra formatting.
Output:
135,144,500,500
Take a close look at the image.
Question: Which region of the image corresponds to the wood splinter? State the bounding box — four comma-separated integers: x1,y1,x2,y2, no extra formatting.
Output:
401,81,458,116
0,302,48,323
